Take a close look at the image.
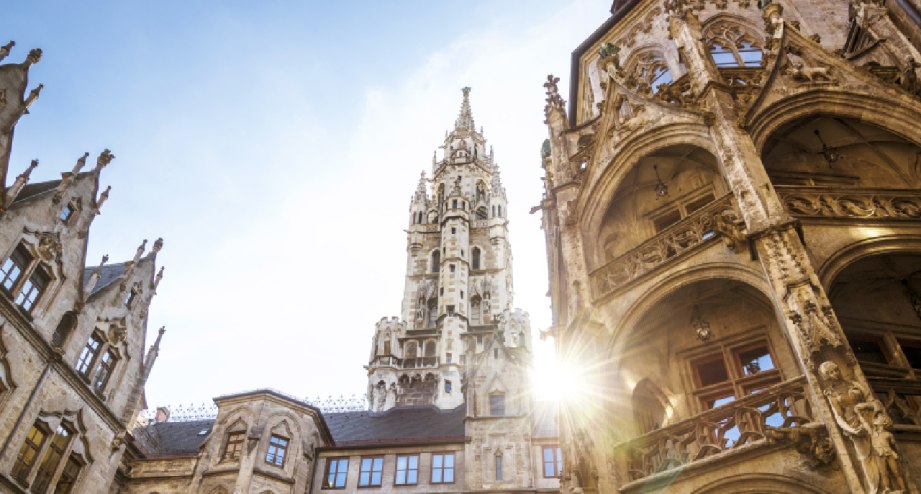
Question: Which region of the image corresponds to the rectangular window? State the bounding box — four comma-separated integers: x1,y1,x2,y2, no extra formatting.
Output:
12,423,47,483
431,453,455,484
92,349,118,393
395,454,419,485
444,380,452,393
75,334,103,376
900,339,921,370
32,424,72,494
358,456,383,487
265,435,289,467
323,457,349,489
653,209,681,232
222,431,245,461
495,455,503,481
16,266,49,312
690,340,781,411
849,336,889,364
543,446,563,478
490,394,506,416
54,455,83,494
0,244,31,291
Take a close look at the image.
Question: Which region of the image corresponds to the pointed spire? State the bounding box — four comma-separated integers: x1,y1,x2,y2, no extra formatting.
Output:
0,41,14,63
93,185,111,213
23,48,42,67
143,326,166,379
4,159,38,207
133,239,148,264
94,149,114,173
84,254,108,295
154,266,165,289
20,84,43,115
53,152,90,203
415,171,427,201
454,86,475,132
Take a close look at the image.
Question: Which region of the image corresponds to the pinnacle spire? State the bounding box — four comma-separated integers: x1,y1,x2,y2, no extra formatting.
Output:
454,86,475,132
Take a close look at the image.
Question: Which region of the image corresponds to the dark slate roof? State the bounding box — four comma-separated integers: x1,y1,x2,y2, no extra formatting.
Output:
12,178,61,204
324,405,465,448
82,262,127,298
133,419,214,458
532,401,559,438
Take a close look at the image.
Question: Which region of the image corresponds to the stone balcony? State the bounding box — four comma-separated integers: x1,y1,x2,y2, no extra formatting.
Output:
616,376,828,488
369,355,440,369
777,186,921,221
589,193,741,300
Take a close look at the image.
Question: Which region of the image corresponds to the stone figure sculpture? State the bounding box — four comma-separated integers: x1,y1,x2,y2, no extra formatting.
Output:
819,360,905,493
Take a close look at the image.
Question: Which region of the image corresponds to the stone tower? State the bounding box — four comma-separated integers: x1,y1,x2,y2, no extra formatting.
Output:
367,88,525,412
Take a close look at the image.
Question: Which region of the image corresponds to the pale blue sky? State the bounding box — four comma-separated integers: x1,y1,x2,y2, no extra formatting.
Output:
3,1,607,407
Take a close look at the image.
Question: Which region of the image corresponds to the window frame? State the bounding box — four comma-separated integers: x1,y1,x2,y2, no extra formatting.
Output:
31,423,73,494
0,242,54,314
394,454,419,486
358,456,384,487
221,430,246,462
12,422,48,484
75,333,104,378
489,393,506,416
265,434,289,468
647,188,717,233
682,331,783,413
542,446,563,478
92,348,118,394
430,452,455,484
322,457,350,489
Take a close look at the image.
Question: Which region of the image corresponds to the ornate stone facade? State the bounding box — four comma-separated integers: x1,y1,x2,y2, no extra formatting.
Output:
0,40,167,493
539,1,921,493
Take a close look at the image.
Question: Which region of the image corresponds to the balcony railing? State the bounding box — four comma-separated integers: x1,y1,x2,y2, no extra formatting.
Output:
618,376,821,483
369,355,440,369
590,194,739,300
777,187,921,221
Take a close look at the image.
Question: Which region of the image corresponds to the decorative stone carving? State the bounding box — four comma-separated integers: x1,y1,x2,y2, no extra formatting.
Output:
819,361,907,494
590,194,740,299
778,188,921,220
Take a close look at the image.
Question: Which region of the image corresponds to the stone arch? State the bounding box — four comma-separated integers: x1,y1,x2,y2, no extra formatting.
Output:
748,91,921,155
581,124,717,247
760,114,921,189
51,311,78,349
818,234,921,289
694,473,829,493
590,142,729,268
611,262,772,344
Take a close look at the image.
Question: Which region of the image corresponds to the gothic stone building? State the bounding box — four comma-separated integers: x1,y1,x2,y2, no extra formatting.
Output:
538,0,921,493
121,90,562,494
0,41,167,493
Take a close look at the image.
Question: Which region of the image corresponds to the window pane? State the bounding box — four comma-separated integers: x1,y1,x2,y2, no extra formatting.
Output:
409,455,418,468
737,346,775,375
359,472,370,486
544,462,554,477
372,471,382,485
396,470,406,484
696,358,729,386
711,49,738,67
705,393,736,409
432,469,443,483
739,48,762,66
408,469,417,484
899,340,921,369
433,454,442,468
444,467,454,483
336,471,347,487
444,454,454,467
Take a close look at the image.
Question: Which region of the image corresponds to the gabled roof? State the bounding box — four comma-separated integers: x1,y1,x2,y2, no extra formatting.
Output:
132,419,214,458
82,262,128,299
324,404,465,448
9,172,94,207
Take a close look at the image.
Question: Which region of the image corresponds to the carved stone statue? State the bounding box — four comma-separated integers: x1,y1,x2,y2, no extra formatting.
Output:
819,361,905,493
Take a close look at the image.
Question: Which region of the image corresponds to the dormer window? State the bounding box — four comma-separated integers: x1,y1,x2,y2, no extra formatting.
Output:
265,435,289,467
15,265,49,312
124,287,138,308
222,431,245,461
59,203,75,223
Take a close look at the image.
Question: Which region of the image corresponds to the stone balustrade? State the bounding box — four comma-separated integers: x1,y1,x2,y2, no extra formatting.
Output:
777,186,921,221
590,194,740,300
618,376,825,483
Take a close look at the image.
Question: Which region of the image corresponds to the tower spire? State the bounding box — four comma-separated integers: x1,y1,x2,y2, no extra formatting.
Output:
454,86,475,132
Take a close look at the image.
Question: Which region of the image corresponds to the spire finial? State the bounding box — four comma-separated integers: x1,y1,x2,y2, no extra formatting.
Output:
0,41,14,63
95,149,114,172
133,239,147,263
454,86,475,132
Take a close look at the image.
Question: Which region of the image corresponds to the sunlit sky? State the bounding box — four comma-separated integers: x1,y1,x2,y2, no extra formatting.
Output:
3,1,606,408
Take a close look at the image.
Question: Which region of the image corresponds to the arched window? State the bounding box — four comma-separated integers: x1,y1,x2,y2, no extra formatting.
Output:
424,341,436,357
51,311,78,349
472,248,482,270
383,340,391,355
431,250,440,273
704,21,763,68
626,51,672,94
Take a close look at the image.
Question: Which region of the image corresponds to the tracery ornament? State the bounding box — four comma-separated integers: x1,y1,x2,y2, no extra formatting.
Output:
703,19,764,68
623,50,673,96
819,361,907,494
